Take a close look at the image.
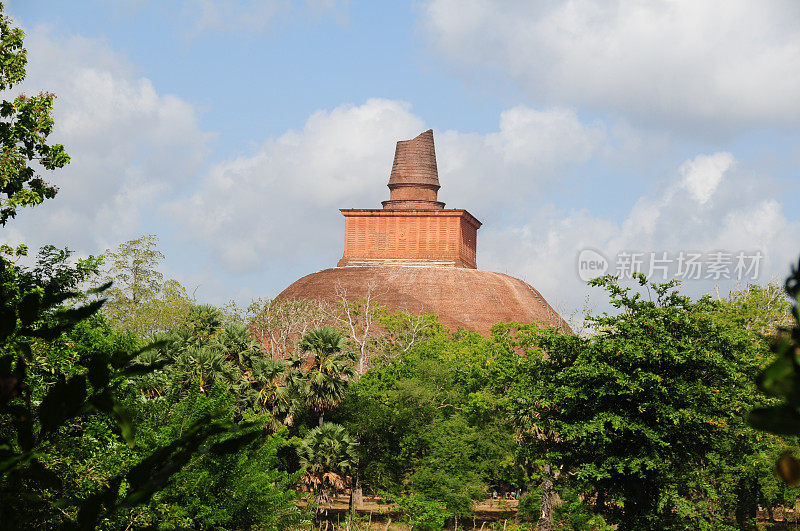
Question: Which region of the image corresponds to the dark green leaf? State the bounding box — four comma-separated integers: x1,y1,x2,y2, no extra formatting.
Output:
28,457,62,490
53,299,105,323
0,305,17,339
0,450,34,475
121,359,169,377
756,339,800,400
86,280,112,295
38,375,87,435
0,354,12,375
76,476,121,530
18,288,42,326
208,427,262,455
86,355,111,389
113,402,135,447
748,406,800,435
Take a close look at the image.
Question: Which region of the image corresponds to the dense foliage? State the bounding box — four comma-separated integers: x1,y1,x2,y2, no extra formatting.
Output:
508,273,792,529
323,275,795,530
3,3,800,528
0,246,308,529
8,244,794,529
747,259,800,480
334,328,517,523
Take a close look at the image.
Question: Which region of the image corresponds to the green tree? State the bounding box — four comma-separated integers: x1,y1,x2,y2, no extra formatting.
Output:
299,327,354,426
409,415,488,523
0,8,289,527
298,422,358,506
103,234,164,306
512,273,784,530
334,321,522,526
185,303,224,343
136,304,233,396
125,378,305,529
118,301,309,528
0,248,272,529
237,353,298,429
0,3,69,228
719,281,793,335
748,258,800,483
245,297,328,360
150,426,303,529
22,245,103,294
141,278,194,336
102,235,195,339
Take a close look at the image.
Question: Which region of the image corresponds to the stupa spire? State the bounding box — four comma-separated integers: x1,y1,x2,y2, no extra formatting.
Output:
382,129,445,210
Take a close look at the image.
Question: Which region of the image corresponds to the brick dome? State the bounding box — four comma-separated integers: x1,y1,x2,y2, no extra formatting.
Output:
276,266,570,335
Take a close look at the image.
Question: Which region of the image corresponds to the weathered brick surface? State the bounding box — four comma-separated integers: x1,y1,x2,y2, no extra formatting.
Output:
338,209,479,269
388,129,439,188
276,266,571,336
383,129,444,210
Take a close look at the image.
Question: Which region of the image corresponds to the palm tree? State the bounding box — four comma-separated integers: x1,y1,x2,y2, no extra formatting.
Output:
298,327,355,426
173,345,238,393
298,423,358,507
154,322,239,395
187,303,223,344
130,347,170,398
213,323,262,364
298,327,345,359
236,356,297,430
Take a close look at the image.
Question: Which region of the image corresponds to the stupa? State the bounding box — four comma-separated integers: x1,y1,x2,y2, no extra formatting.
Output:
277,130,569,335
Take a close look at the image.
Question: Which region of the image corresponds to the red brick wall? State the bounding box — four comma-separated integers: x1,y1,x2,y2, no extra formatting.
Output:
459,217,477,267
339,209,480,268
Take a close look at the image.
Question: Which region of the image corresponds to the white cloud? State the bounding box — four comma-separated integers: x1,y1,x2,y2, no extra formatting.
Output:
167,99,607,274
0,23,612,307
480,151,800,324
166,98,426,273
485,106,603,167
9,26,792,320
679,152,735,204
7,26,210,253
716,199,787,251
188,0,287,35
437,106,605,217
421,0,800,132
6,2,796,324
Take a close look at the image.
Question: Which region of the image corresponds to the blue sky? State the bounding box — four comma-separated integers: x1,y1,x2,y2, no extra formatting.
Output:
5,0,800,323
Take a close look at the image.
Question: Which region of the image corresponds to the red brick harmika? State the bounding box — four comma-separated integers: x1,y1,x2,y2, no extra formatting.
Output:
338,209,480,269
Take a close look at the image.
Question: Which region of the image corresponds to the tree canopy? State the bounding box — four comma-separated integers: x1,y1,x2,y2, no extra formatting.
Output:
510,273,791,529
0,3,69,229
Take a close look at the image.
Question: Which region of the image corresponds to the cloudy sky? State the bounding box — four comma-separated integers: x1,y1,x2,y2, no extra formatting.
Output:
5,0,800,320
